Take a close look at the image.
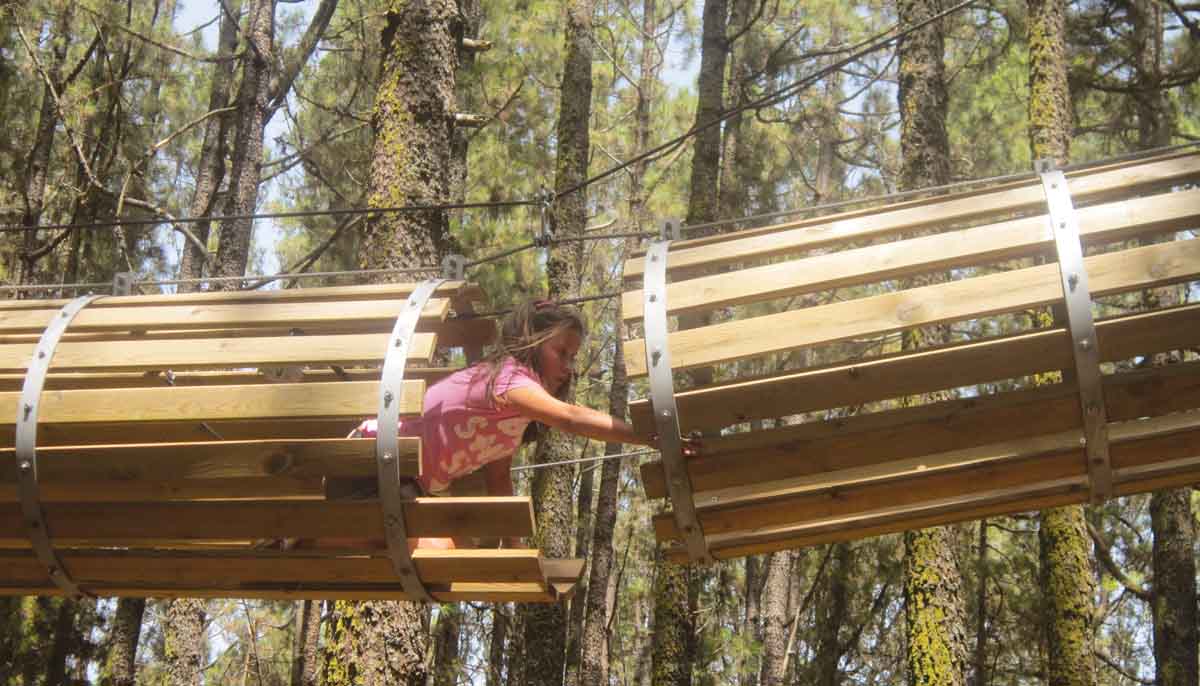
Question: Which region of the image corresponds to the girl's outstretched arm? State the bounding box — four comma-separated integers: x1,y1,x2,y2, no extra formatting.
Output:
503,385,650,447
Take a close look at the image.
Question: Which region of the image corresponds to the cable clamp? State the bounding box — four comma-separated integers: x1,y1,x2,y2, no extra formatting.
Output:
660,218,682,242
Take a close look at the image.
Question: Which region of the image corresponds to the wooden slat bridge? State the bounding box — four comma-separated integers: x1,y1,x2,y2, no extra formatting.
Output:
0,280,583,602
624,149,1200,563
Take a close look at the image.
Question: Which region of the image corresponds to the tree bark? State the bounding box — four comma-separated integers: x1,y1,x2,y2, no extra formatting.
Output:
717,0,755,219
433,605,462,686
358,0,462,272
213,0,275,285
19,2,73,287
815,543,852,686
486,605,509,686
758,550,791,686
1027,0,1071,167
290,599,321,686
103,598,146,686
177,0,241,289
1149,488,1198,686
652,551,692,686
684,0,729,226
165,599,206,686
517,2,594,683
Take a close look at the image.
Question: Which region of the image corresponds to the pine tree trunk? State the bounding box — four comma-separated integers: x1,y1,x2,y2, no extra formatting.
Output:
19,2,73,287
897,3,967,684
1026,0,1071,166
104,598,145,686
433,605,462,686
971,521,988,686
213,0,274,285
178,0,240,288
758,551,791,686
717,0,754,218
165,599,206,686
815,543,851,686
45,598,78,686
683,0,729,226
652,551,692,686
486,605,509,686
290,600,321,686
359,0,462,271
516,2,593,684
1149,488,1198,686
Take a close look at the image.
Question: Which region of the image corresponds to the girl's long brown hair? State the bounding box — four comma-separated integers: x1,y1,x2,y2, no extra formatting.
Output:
480,299,586,440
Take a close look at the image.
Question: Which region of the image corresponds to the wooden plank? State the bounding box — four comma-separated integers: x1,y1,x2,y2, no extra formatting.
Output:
0,419,364,447
624,151,1200,279
641,360,1200,498
4,548,549,586
0,333,437,373
0,438,417,501
0,297,449,335
541,558,587,584
0,497,537,544
0,281,474,311
0,379,423,425
0,367,457,392
623,187,1200,321
691,409,1200,511
674,449,1200,562
629,303,1200,433
0,582,560,603
625,237,1200,377
0,477,327,503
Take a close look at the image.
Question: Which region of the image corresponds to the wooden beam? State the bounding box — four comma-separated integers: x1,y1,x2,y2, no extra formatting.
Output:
629,303,1200,433
0,380,423,425
0,298,449,335
641,360,1200,498
624,151,1200,279
0,438,417,501
625,237,1200,377
1,582,562,603
0,367,457,392
0,281,475,311
3,548,550,586
0,419,364,447
0,497,537,545
623,187,1200,321
0,333,437,373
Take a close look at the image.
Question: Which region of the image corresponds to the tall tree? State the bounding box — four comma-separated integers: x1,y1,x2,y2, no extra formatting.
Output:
165,598,206,686
102,598,146,686
757,550,793,686
1027,1,1098,684
323,2,463,684
896,2,967,685
515,2,593,684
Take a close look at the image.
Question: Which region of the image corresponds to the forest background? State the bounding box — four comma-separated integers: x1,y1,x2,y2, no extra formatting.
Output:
1,0,1199,684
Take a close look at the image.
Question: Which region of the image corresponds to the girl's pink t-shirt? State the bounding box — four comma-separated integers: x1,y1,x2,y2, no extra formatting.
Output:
355,358,543,493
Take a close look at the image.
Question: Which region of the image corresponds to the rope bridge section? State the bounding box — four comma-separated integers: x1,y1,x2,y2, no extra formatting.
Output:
0,281,583,602
623,148,1200,563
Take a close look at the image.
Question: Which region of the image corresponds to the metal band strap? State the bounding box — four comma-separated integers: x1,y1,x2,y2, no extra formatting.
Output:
643,240,713,564
377,278,444,602
1035,161,1112,503
16,295,104,597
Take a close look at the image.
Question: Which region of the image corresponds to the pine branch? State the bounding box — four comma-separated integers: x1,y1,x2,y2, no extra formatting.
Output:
1086,520,1152,602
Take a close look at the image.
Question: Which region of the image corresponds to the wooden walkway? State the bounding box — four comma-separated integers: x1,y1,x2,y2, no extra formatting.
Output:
0,281,582,602
623,149,1200,562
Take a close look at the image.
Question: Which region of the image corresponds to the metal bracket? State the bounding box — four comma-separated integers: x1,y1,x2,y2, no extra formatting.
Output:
442,254,468,281
643,240,712,564
377,278,445,602
1036,159,1112,503
660,219,682,242
16,295,104,598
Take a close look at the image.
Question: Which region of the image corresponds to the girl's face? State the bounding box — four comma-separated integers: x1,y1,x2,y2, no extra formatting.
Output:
537,326,582,394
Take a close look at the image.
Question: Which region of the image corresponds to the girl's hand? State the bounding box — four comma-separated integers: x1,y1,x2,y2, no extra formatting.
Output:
648,433,702,458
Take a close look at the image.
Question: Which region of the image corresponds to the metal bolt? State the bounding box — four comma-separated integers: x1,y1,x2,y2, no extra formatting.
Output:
37,350,45,359
1079,437,1087,447
651,348,662,366
710,496,719,504
19,460,32,472
1059,221,1067,229
648,293,657,303
1067,273,1079,291
382,452,393,463
22,404,32,421
650,254,658,262
1079,338,1091,351
383,390,393,407
394,338,404,348
60,311,69,318
1051,182,1058,189
660,408,672,419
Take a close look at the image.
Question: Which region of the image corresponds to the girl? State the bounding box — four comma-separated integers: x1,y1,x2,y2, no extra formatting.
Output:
351,299,672,547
